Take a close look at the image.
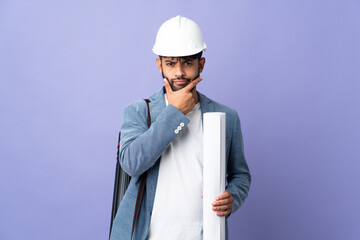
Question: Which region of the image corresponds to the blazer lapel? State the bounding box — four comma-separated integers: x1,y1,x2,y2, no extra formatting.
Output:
148,88,166,124
144,87,165,223
199,91,215,122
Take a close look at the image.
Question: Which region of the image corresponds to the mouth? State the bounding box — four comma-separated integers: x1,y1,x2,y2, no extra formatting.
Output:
172,79,190,85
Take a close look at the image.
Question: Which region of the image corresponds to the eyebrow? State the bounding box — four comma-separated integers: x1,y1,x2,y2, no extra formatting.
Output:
164,58,193,62
182,57,194,61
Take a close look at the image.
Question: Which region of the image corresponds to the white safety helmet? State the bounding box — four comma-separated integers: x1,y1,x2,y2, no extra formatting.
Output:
152,15,207,57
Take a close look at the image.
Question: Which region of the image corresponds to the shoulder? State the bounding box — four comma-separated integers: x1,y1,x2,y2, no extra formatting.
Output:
124,99,148,116
200,92,240,121
214,100,239,120
124,88,165,120
123,88,164,119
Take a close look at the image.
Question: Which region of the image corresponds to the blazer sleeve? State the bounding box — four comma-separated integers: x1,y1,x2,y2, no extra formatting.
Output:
119,102,190,177
225,113,251,215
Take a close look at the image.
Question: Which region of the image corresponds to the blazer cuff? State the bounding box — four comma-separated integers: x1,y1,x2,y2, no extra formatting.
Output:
157,104,190,137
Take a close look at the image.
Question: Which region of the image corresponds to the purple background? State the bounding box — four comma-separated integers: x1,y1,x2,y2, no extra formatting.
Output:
1,1,359,239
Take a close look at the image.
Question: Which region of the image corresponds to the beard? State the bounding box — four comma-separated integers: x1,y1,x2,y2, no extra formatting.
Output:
162,72,200,92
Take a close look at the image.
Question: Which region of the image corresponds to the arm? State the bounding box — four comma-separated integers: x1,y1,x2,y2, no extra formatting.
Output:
225,113,251,214
119,103,189,177
120,77,203,177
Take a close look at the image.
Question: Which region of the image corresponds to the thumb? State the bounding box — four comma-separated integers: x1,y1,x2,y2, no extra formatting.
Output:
163,78,173,93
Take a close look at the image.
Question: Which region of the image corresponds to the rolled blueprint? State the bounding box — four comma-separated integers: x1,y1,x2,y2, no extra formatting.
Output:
203,112,226,240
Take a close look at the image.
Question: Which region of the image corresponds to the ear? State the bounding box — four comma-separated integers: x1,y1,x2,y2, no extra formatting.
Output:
199,57,206,73
156,58,162,74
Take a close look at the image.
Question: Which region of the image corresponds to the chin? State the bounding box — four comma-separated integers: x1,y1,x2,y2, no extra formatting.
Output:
172,87,183,92
173,86,186,91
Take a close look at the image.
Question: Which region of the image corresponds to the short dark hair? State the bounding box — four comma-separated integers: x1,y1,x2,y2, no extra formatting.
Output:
159,51,203,61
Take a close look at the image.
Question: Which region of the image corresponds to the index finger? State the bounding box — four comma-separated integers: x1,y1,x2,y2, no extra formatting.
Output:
182,76,203,92
216,191,231,200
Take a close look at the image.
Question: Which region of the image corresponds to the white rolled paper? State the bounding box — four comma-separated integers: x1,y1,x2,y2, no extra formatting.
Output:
203,112,226,240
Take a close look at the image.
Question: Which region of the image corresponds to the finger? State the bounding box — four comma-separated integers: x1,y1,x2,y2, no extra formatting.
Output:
212,198,232,206
212,205,229,211
216,209,231,217
183,76,202,92
216,191,231,200
163,78,173,93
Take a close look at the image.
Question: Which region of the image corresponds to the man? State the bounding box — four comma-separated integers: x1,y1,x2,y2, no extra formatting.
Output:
110,16,251,240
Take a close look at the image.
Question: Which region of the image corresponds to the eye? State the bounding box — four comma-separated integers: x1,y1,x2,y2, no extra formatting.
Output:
184,62,193,66
166,62,174,66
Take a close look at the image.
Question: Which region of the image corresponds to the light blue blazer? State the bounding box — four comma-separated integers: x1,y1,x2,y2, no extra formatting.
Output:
110,87,251,240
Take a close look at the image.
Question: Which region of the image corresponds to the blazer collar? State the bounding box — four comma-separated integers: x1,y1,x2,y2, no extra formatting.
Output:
198,91,214,116
146,88,166,124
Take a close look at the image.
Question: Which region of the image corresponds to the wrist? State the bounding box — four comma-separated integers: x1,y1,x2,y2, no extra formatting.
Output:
168,102,184,114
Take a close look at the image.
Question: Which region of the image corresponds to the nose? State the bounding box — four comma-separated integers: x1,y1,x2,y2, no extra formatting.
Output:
174,63,185,78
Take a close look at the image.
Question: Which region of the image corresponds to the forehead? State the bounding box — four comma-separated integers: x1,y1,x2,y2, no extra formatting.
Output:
161,56,194,61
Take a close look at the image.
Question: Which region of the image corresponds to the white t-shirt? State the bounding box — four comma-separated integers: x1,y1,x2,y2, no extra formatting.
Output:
147,95,203,240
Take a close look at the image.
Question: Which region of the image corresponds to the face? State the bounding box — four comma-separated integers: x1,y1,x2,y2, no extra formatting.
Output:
156,56,205,91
